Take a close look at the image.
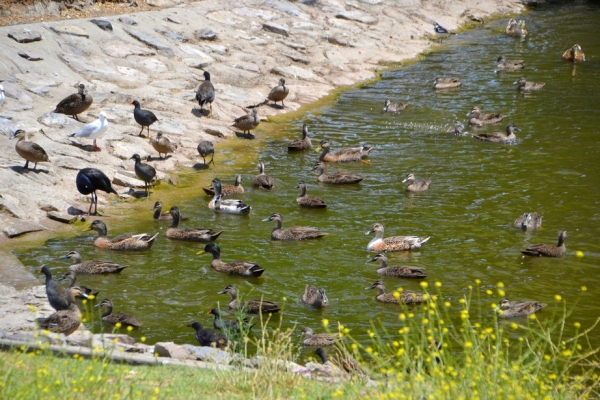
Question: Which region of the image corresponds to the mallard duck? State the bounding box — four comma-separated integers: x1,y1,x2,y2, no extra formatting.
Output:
505,18,517,35
38,287,87,336
446,120,465,135
521,230,567,257
301,327,340,346
311,162,363,184
10,129,50,170
467,106,503,126
208,178,251,215
95,298,142,327
253,161,275,190
367,254,427,278
365,280,423,304
515,20,528,36
58,270,99,298
288,124,312,151
495,56,525,71
218,284,281,314
315,140,373,163
68,111,108,152
267,78,289,107
203,174,244,196
196,71,215,116
89,220,158,251
402,173,431,192
383,99,407,112
130,100,158,137
187,321,227,348
151,131,177,158
60,250,127,274
52,83,93,121
76,167,118,216
496,298,547,318
562,44,585,62
514,212,543,230
302,285,329,308
514,77,545,91
197,140,215,164
207,308,254,331
197,242,264,277
38,265,69,311
263,213,327,241
296,181,327,208
366,223,430,252
232,109,259,138
472,123,521,143
151,200,189,221
166,206,222,242
131,154,156,196
433,76,461,89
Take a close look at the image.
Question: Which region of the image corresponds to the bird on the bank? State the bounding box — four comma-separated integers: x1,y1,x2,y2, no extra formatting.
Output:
197,242,265,277
496,298,547,318
446,120,465,135
296,180,327,208
367,254,428,278
495,56,525,71
562,44,585,62
38,287,87,336
95,299,143,327
472,123,521,143
267,78,289,107
366,280,424,304
203,174,244,196
316,140,373,163
402,173,431,192
383,99,407,112
196,70,215,116
130,100,158,137
366,223,430,252
52,83,93,121
505,18,517,35
187,322,227,348
521,230,567,257
208,178,251,215
197,140,215,164
252,161,275,190
433,76,462,89
263,212,327,241
60,250,127,274
75,168,118,216
151,200,189,221
301,327,340,346
58,270,99,298
433,22,452,35
151,131,177,158
232,109,259,138
10,129,50,170
207,308,254,331
166,206,222,242
514,212,543,230
288,123,312,151
467,106,503,126
89,220,158,251
38,265,69,311
311,162,363,184
0,84,5,107
218,284,281,314
68,111,109,152
514,77,545,91
130,153,156,196
302,285,329,308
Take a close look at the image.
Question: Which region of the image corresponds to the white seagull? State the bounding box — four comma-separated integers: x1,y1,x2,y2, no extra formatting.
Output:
69,111,109,152
0,84,5,107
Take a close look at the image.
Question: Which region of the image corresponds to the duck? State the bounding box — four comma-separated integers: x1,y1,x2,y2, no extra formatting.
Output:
472,123,521,143
218,284,281,314
267,78,289,107
514,77,545,91
187,322,227,348
316,140,373,163
95,298,142,327
252,161,275,190
89,220,158,251
207,308,254,331
203,174,244,196
131,153,156,196
166,206,223,242
151,131,177,158
232,109,259,138
301,327,340,346
60,250,127,274
151,200,189,221
58,270,99,298
10,129,50,170
365,280,423,304
38,287,87,335
263,213,327,241
0,84,5,107
496,298,547,319
514,212,543,230
367,254,427,278
562,44,585,62
383,99,407,112
505,18,517,35
402,173,431,192
76,167,119,216
38,265,69,311
515,20,528,36
467,106,504,126
68,111,108,152
197,140,215,164
208,178,251,215
288,123,312,151
197,242,264,277
302,285,329,308
52,83,93,121
311,162,363,184
495,56,525,71
296,180,327,208
130,100,158,137
366,223,430,252
195,71,215,116
446,120,465,135
521,230,567,257
433,76,461,89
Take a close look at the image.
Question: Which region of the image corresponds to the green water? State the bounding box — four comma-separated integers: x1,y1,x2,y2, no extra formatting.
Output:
16,3,600,355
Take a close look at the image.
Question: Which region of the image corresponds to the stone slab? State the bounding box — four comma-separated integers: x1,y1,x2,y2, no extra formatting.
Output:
183,344,232,365
166,16,181,24
262,22,289,37
47,211,77,224
50,25,90,38
90,19,113,31
336,11,379,25
18,51,44,61
196,29,217,41
284,53,310,64
2,219,44,238
271,65,326,83
100,40,156,58
123,28,174,57
118,16,137,25
155,29,188,43
277,39,306,50
8,31,42,43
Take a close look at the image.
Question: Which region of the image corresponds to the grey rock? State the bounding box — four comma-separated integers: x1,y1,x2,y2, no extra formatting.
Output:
262,22,289,37
166,16,181,24
234,7,281,20
271,65,325,83
326,36,353,47
90,19,113,31
47,212,77,224
1,82,33,103
155,29,188,43
50,25,90,38
284,53,310,64
6,104,33,112
59,53,150,88
101,40,156,58
38,112,80,129
2,219,44,238
26,86,50,97
183,344,232,365
18,51,44,61
6,332,61,345
265,0,309,19
195,28,217,41
185,58,214,69
199,43,227,55
0,196,26,219
112,173,147,188
8,30,42,43
277,39,306,50
336,11,379,25
118,16,137,25
14,73,61,88
58,41,86,57
155,342,196,360
359,0,383,3
204,126,232,138
123,28,174,57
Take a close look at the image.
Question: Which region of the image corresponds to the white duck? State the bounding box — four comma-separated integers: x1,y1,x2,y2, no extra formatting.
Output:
208,178,251,215
365,223,430,252
69,111,109,152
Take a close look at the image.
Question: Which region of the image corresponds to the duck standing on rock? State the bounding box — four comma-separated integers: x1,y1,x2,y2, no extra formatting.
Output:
131,154,156,197
76,167,118,216
52,83,93,121
266,78,289,108
151,131,177,159
196,71,215,116
197,140,215,164
232,109,259,138
130,100,158,137
69,111,109,152
89,220,158,251
10,129,50,170
166,206,223,242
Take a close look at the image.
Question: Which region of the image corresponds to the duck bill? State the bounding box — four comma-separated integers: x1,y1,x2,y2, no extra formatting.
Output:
262,217,273,222
94,303,102,308
310,165,318,171
59,254,70,259
196,250,206,255
401,178,408,183
367,257,377,263
217,290,227,294
365,285,375,290
365,229,374,235
465,112,472,116
207,310,214,315
80,291,89,299
512,81,518,85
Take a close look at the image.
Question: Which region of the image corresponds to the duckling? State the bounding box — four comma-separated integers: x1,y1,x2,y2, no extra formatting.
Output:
296,181,327,208
58,270,99,298
495,56,525,71
383,99,407,112
366,280,423,304
521,230,567,257
208,178,251,215
52,83,93,121
433,76,461,89
166,206,222,242
366,223,430,252
514,212,543,230
207,308,254,331
188,321,227,348
467,106,503,126
197,140,215,164
311,162,363,184
151,200,189,221
60,250,127,274
301,327,340,346
562,44,585,62
505,18,517,35
267,78,289,107
472,123,521,143
38,265,69,311
253,161,275,190
446,120,465,135
203,174,244,196
89,220,158,251
131,154,156,196
95,298,143,327
151,131,178,158
288,123,312,151
76,167,118,216
218,284,281,314
10,129,50,170
367,254,427,278
402,173,431,192
514,77,545,91
496,298,547,318
197,242,265,277
38,287,87,335
303,285,329,308
263,213,327,241
232,109,259,138
316,140,373,163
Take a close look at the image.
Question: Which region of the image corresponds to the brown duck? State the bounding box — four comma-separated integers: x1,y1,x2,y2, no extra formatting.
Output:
151,132,178,158
302,285,329,308
433,76,461,89
383,99,407,112
197,242,265,277
253,161,275,190
267,78,289,107
52,83,93,121
288,124,312,151
89,220,158,251
311,162,363,184
10,129,50,170
166,206,222,242
521,230,567,257
472,123,521,143
96,298,142,327
495,56,525,71
514,212,542,230
496,298,547,318
263,213,327,241
301,327,340,346
38,286,87,335
151,200,189,221
402,173,431,192
367,254,428,278
296,180,327,208
218,284,280,314
58,270,99,298
365,280,423,304
232,109,259,137
316,140,373,163
514,77,545,91
562,44,585,62
467,106,504,126
203,174,244,196
60,250,127,274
